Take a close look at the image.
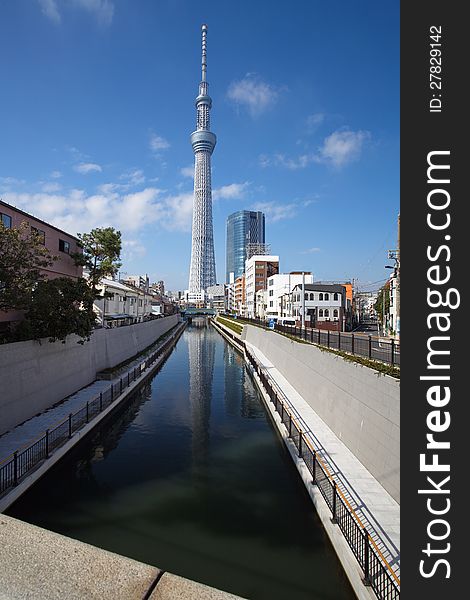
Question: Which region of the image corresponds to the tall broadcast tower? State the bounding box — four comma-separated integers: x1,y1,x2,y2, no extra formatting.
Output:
188,24,217,293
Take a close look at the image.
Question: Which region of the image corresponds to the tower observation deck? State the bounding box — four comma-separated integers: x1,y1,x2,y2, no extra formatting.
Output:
188,24,217,293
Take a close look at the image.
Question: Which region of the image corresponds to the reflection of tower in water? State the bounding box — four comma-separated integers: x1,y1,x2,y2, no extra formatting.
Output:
188,319,215,470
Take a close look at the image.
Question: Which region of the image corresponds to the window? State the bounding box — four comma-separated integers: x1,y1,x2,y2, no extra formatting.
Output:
59,239,70,253
334,293,339,301
324,309,329,317
304,293,308,301
269,279,274,286
319,293,323,301
1,213,12,228
319,309,324,317
269,290,273,296
31,226,46,245
310,293,314,301
333,309,339,318
269,301,273,307
324,293,329,301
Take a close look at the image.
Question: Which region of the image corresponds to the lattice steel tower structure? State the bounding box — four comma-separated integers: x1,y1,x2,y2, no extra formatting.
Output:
188,24,217,293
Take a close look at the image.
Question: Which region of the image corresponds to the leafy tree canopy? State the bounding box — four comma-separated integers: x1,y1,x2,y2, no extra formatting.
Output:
0,221,56,312
73,227,122,287
15,277,95,344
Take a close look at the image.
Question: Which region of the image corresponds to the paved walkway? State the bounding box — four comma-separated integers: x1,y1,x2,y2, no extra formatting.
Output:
245,340,400,577
0,327,180,466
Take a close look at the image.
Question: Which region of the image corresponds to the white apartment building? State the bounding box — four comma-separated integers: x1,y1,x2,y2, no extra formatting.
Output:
289,283,346,331
245,254,279,318
266,272,313,320
95,278,153,327
206,284,226,312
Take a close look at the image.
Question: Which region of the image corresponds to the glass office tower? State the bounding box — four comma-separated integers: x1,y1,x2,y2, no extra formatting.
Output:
226,210,265,283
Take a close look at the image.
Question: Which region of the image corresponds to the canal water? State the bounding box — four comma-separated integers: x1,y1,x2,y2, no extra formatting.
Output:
8,319,355,600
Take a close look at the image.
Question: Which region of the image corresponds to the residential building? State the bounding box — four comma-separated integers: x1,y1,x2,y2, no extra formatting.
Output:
289,283,346,331
206,284,226,312
226,210,265,283
266,272,313,320
184,289,206,308
0,199,83,328
121,274,150,292
151,280,165,296
245,254,279,318
94,278,153,327
234,275,246,315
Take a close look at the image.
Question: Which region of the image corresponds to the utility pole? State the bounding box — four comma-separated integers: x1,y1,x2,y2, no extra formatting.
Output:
382,286,386,336
396,214,400,337
301,271,306,328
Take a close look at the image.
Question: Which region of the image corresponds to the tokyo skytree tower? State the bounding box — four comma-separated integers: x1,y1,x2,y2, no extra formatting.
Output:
188,24,217,293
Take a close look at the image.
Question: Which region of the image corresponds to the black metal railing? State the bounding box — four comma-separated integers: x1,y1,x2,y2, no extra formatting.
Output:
222,314,400,368
0,324,185,499
244,346,400,600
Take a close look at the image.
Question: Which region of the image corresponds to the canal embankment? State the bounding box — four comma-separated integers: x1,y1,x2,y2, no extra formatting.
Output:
0,321,186,512
0,315,179,436
6,318,356,600
211,317,400,600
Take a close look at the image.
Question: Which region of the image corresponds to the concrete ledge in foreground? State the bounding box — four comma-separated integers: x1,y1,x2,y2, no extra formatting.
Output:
0,514,245,600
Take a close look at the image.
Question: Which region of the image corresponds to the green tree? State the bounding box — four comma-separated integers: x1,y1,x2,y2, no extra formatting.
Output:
374,282,390,327
72,227,122,315
0,221,57,311
15,277,95,344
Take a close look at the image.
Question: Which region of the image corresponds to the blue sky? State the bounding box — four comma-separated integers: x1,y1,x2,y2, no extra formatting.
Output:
0,0,399,292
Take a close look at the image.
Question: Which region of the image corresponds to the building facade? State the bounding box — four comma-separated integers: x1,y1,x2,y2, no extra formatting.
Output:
234,275,246,315
94,278,153,327
289,283,346,331
188,24,217,293
245,254,279,318
226,210,265,283
0,200,83,328
266,272,313,320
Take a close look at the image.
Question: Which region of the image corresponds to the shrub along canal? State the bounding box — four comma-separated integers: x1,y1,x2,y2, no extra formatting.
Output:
8,318,355,600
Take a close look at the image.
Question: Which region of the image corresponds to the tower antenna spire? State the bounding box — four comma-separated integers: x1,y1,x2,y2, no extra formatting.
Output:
201,23,208,81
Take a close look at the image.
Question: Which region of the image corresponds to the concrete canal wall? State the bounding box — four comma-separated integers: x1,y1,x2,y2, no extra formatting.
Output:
241,325,400,502
0,315,178,436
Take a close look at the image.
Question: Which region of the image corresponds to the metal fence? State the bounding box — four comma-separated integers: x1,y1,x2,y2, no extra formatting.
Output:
0,325,184,498
224,315,400,368
244,346,400,600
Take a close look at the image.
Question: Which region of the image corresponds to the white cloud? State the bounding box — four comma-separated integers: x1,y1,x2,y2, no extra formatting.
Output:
122,239,146,260
120,169,146,186
316,129,370,167
213,182,250,200
74,162,102,174
259,129,370,170
301,247,321,254
72,0,114,26
306,113,325,131
251,201,297,222
160,192,194,232
38,0,114,26
180,165,194,178
0,176,26,190
149,133,170,152
227,75,279,117
41,182,62,192
38,0,61,23
50,170,62,179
